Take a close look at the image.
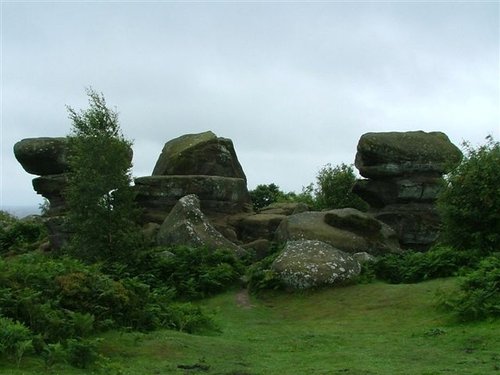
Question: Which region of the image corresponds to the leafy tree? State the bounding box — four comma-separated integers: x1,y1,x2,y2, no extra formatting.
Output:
437,136,500,253
65,88,141,262
249,183,289,211
314,163,368,211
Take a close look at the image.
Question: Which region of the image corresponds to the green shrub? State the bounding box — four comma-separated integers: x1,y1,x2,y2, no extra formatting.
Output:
65,338,100,369
246,247,283,293
163,303,219,334
249,183,290,211
373,246,479,284
314,163,369,211
0,253,162,340
0,216,47,255
438,136,500,253
0,317,32,359
440,255,500,322
126,246,245,300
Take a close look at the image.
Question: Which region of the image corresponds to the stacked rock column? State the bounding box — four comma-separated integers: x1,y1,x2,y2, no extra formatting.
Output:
13,137,71,249
353,131,462,251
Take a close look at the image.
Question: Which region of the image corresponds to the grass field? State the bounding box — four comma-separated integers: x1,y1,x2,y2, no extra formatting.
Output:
2,278,499,374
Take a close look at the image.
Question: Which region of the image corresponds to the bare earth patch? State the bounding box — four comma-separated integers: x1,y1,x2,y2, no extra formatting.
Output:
235,289,254,309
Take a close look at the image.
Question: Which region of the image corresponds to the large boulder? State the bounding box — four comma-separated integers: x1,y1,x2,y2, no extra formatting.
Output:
272,240,361,290
152,131,247,180
275,208,401,256
355,131,462,178
156,194,246,256
14,137,69,175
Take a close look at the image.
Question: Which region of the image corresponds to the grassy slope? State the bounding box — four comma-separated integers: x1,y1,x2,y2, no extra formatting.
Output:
2,278,499,375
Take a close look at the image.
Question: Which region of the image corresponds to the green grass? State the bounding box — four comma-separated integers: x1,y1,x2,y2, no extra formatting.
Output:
2,278,499,374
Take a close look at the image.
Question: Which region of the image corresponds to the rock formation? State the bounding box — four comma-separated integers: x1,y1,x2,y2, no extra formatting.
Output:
353,131,462,250
14,138,71,249
275,208,401,256
157,194,246,256
134,131,252,225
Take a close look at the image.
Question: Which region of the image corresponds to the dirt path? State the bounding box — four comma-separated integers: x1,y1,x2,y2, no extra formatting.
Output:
235,289,254,309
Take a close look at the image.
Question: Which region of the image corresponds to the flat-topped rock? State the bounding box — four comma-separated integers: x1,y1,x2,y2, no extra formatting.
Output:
152,131,247,180
14,137,69,175
355,131,462,178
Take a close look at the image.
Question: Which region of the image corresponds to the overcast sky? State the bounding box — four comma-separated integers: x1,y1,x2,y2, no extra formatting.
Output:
1,1,499,212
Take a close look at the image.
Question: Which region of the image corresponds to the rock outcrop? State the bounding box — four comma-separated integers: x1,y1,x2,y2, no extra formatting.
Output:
272,240,361,290
353,131,462,250
275,208,401,256
135,131,252,224
14,138,71,249
157,194,246,256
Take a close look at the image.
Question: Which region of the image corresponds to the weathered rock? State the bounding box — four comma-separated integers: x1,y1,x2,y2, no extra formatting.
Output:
32,174,68,215
272,240,361,290
373,203,440,251
355,131,462,178
14,137,69,176
157,194,246,256
258,202,309,215
134,175,252,223
237,213,287,242
242,239,272,261
275,209,400,256
353,176,444,208
152,131,247,180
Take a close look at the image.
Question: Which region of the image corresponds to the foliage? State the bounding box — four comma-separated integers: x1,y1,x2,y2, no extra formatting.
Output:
0,252,216,345
314,163,368,211
0,215,47,255
440,255,500,322
371,246,480,284
0,317,32,360
122,246,245,300
438,135,500,253
249,183,292,211
246,245,284,293
65,88,142,263
249,163,368,212
65,338,100,369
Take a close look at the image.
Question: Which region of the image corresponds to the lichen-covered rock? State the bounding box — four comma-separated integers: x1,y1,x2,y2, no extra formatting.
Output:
275,209,401,256
14,137,69,175
152,131,247,180
156,194,246,256
272,240,361,290
355,131,462,178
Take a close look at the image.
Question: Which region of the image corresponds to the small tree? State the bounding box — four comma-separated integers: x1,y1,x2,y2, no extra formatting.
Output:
438,136,500,253
65,88,141,262
314,163,368,211
249,183,288,211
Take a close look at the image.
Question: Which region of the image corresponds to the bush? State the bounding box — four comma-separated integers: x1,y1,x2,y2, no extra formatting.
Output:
438,136,500,253
314,163,369,211
246,246,284,293
249,183,290,211
138,246,245,300
440,255,500,322
0,317,32,359
372,246,480,284
0,216,47,255
0,252,216,342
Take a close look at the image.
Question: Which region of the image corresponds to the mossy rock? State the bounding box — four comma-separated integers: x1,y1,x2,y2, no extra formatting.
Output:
14,137,69,175
355,131,462,178
152,131,247,180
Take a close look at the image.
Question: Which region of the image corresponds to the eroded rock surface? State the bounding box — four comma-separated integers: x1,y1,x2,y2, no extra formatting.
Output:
353,131,462,250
